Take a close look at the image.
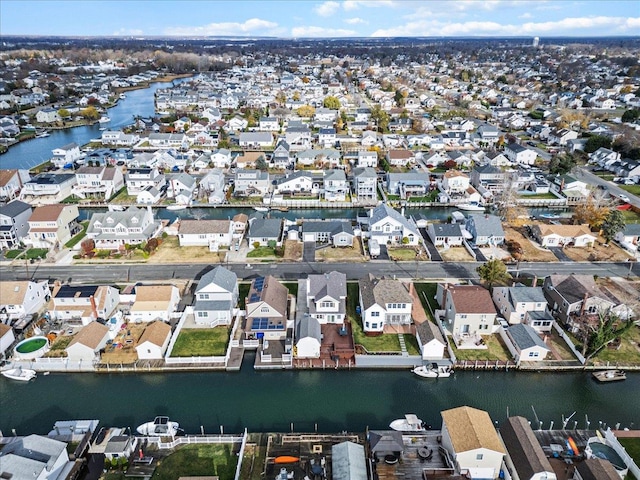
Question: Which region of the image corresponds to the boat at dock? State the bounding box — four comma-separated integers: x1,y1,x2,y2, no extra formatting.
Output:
98,116,111,123
413,363,453,378
389,414,426,432
1,366,37,382
539,213,561,220
166,204,188,211
592,370,626,383
456,203,485,212
254,206,269,212
136,416,181,436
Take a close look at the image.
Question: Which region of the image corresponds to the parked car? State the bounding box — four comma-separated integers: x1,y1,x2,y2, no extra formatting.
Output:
619,194,630,203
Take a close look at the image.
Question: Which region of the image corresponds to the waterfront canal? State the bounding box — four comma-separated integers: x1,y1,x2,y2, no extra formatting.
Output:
1,355,638,435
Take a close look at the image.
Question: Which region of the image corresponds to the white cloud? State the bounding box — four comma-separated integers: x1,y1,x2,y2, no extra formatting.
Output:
343,0,396,11
113,28,144,36
371,16,640,37
344,17,368,24
314,1,340,17
165,18,278,36
518,12,533,19
291,25,357,37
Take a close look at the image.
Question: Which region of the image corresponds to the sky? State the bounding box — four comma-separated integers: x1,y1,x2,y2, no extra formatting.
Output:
1,0,639,38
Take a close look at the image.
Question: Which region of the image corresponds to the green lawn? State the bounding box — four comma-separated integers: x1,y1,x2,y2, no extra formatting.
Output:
65,221,88,248
5,249,24,259
152,444,238,480
170,327,230,357
25,248,48,260
593,172,615,180
621,209,640,224
618,438,640,465
387,247,420,261
281,282,298,297
591,325,640,366
620,185,640,196
408,191,438,202
246,247,276,258
450,335,512,361
413,283,439,315
404,335,421,355
518,192,559,199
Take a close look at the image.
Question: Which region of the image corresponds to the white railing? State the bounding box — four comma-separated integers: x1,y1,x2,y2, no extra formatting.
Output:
234,429,249,480
155,434,244,450
164,307,192,359
603,428,640,479
552,321,586,364
164,355,226,364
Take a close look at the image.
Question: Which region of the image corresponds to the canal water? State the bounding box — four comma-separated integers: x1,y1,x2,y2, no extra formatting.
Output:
1,357,638,436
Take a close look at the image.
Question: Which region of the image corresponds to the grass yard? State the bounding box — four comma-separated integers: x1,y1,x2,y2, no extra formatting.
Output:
281,282,298,297
149,236,225,264
25,248,48,260
451,335,512,361
387,246,426,261
316,238,366,262
239,440,267,480
5,249,24,259
504,227,558,262
44,335,73,357
439,247,475,262
246,246,276,258
170,327,230,357
591,325,640,366
238,283,251,309
546,329,579,361
618,438,640,465
65,221,88,249
413,283,439,315
518,192,559,199
620,185,640,196
152,444,238,480
404,334,421,355
110,188,137,204
621,209,640,223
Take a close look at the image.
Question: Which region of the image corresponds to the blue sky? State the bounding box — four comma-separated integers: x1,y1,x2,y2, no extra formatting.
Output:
1,0,639,38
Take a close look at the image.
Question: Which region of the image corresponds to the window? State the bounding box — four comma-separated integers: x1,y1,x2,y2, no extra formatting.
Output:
261,307,269,313
372,323,378,329
476,454,483,460
365,321,370,328
320,301,334,309
371,311,379,317
528,351,540,358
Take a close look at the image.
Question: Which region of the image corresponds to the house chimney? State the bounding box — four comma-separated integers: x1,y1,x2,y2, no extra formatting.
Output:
90,295,99,319
579,292,589,316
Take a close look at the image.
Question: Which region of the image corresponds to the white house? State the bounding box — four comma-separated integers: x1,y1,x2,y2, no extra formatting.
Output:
415,320,447,360
35,106,61,123
504,143,537,165
358,274,413,334
0,280,50,323
440,406,506,479
439,284,497,338
505,323,551,364
51,143,82,168
66,321,110,362
357,151,378,168
125,167,166,195
130,285,180,323
21,173,77,205
324,169,349,202
193,266,238,326
178,219,233,251
135,321,172,360
306,271,347,325
531,223,596,248
0,323,15,359
50,284,119,325
86,206,162,250
492,286,554,332
295,314,322,358
442,170,470,194
368,203,421,246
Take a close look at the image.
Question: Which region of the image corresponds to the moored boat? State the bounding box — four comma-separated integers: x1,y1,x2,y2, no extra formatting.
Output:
166,204,188,211
254,206,269,212
98,116,111,123
413,363,453,378
1,366,37,382
389,414,426,432
136,416,180,436
457,203,485,212
592,370,626,383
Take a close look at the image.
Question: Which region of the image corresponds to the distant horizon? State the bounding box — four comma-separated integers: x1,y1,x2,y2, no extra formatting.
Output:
1,0,638,38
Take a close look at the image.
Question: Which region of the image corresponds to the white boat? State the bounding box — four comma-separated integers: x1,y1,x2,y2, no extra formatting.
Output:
166,204,188,211
389,414,426,433
1,366,37,382
98,116,111,123
254,206,269,212
136,416,180,436
413,363,453,378
457,203,485,212
119,93,126,99
592,370,626,383
36,131,51,138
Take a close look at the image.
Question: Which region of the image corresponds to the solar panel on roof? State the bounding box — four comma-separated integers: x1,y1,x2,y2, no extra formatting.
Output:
249,293,260,303
251,317,270,330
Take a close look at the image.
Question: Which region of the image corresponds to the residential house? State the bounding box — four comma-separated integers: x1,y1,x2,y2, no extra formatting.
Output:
285,125,312,151
0,168,30,201
415,320,447,360
199,168,226,204
66,321,110,362
259,117,279,131
0,323,15,359
239,132,273,148
543,274,630,328
306,271,347,324
178,219,233,251
442,170,470,195
167,172,196,204
193,265,238,326
324,169,349,202
296,148,341,168
147,133,187,149
358,274,412,334
232,213,248,240
531,223,596,248
504,143,537,165
245,275,289,340
130,285,180,323
274,171,315,195
50,284,119,325
35,106,61,123
465,214,505,246
100,130,139,146
368,203,421,246
427,223,464,247
357,151,378,168
589,147,620,168
20,173,77,205
386,172,431,198
125,168,166,195
574,458,620,480
247,218,282,247
272,140,292,169
387,149,414,167
207,148,232,168
74,166,124,200
234,169,270,197
135,321,172,360
615,223,640,252
505,323,551,364
352,167,377,202
0,200,32,249
26,204,80,249
548,128,578,146
318,128,337,147
484,151,511,167
476,123,500,146
0,280,50,323
51,143,82,168
492,286,554,332
440,406,506,479
500,416,557,480
361,131,378,147
295,314,322,358
439,284,497,337
332,441,367,480
315,108,337,123
469,164,508,194
302,220,354,247
227,116,248,132
86,206,161,250
0,434,70,480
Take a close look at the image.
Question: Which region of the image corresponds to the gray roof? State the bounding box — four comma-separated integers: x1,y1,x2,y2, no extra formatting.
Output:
508,324,550,351
499,416,554,480
359,274,412,310
369,430,404,453
194,299,233,312
296,314,321,341
87,207,153,234
325,169,347,182
506,142,527,153
239,132,273,143
415,320,446,346
275,170,313,186
308,271,346,303
0,434,67,472
370,203,419,237
352,167,377,178
104,436,131,454
332,441,367,480
196,265,237,294
248,218,282,239
430,223,463,237
387,172,430,183
507,286,547,305
303,220,354,236
473,163,502,174
172,172,196,188
467,214,505,238
0,199,31,218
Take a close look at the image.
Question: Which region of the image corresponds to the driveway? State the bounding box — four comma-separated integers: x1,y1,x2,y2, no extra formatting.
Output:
419,228,443,261
549,247,572,262
303,241,316,262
